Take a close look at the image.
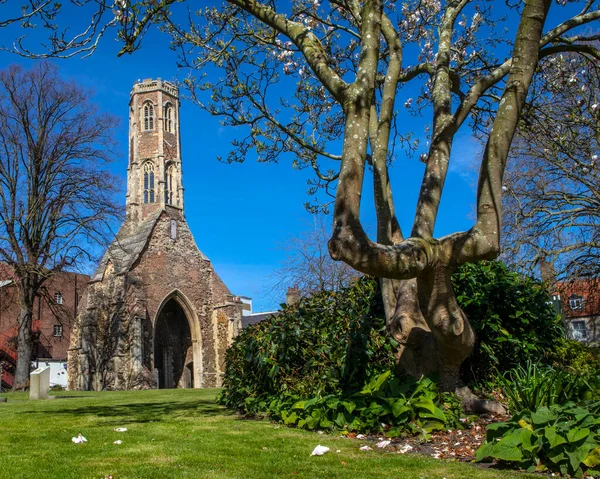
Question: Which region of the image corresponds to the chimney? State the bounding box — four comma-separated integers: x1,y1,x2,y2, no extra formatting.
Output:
286,286,300,306
539,256,556,284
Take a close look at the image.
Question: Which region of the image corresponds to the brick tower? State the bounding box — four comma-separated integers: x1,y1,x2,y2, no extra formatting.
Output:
126,79,184,220
67,79,242,391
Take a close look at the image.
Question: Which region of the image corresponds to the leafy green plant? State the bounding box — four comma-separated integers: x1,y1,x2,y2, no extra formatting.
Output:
496,361,591,412
476,401,600,478
453,261,564,384
245,372,464,437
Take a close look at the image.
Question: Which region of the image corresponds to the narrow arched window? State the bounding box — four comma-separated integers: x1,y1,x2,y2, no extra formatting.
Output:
165,163,175,205
143,162,155,203
143,103,154,131
164,103,173,133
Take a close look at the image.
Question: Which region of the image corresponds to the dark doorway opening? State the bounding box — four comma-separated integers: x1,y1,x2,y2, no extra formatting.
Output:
154,298,193,389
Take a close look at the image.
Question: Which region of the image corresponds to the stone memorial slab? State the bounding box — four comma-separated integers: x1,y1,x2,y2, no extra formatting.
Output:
30,366,50,400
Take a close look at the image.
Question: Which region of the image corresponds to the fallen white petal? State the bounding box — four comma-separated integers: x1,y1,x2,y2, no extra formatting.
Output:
113,440,123,445
359,445,373,451
71,434,88,444
114,427,128,432
397,444,413,454
376,440,391,449
311,445,330,456
356,434,366,439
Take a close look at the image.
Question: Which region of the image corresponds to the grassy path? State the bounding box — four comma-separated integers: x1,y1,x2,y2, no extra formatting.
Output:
0,389,533,479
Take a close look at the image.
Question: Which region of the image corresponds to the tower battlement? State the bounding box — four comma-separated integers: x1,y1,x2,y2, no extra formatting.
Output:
131,78,179,98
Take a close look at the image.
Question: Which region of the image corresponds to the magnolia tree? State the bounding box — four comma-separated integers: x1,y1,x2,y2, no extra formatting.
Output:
2,0,600,390
502,52,600,280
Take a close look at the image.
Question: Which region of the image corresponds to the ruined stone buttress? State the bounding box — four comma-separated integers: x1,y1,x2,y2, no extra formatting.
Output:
67,79,242,390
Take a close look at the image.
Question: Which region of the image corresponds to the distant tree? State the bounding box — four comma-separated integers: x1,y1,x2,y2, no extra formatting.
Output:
502,52,600,280
269,215,360,300
0,63,120,389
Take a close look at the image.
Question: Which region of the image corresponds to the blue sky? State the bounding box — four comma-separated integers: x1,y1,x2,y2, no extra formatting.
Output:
0,7,483,312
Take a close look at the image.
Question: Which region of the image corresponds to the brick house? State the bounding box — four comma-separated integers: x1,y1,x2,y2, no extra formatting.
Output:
0,266,88,389
556,278,600,342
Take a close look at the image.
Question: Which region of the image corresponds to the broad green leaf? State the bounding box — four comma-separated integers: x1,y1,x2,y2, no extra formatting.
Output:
291,400,306,410
567,427,590,444
545,426,567,448
532,407,557,425
413,398,436,414
489,435,524,462
340,401,356,414
475,442,495,462
283,412,298,425
419,407,447,423
567,444,592,474
421,420,445,433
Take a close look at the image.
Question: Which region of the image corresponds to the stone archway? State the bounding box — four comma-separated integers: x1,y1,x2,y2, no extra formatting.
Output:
153,292,202,389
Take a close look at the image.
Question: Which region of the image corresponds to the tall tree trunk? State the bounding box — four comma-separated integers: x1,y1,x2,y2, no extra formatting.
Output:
14,286,35,390
384,263,475,392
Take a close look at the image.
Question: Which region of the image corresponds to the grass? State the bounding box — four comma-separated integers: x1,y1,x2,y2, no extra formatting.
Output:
0,388,535,479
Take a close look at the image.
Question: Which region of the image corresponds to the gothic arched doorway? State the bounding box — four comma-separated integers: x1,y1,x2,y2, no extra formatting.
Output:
154,298,193,389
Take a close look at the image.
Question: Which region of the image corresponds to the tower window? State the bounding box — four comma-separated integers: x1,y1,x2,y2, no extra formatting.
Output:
164,103,174,133
143,102,154,131
143,162,155,203
54,292,63,305
165,163,175,205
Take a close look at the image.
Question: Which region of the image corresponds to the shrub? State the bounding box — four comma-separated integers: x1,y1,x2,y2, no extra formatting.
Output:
453,261,564,384
549,339,600,383
496,361,590,412
476,402,600,477
219,276,396,410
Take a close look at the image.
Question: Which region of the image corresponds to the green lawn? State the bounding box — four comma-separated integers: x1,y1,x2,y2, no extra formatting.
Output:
0,389,534,479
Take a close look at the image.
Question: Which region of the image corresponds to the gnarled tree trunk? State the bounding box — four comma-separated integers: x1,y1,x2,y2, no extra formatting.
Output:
14,285,35,390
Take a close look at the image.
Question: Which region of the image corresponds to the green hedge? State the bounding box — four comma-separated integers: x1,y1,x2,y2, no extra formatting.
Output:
453,261,564,384
220,276,396,410
219,261,564,420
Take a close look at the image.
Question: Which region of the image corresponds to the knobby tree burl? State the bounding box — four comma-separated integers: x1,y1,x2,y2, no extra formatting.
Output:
0,63,120,389
2,0,599,390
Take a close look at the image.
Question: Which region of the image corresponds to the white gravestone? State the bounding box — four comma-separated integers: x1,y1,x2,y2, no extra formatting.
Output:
30,366,50,400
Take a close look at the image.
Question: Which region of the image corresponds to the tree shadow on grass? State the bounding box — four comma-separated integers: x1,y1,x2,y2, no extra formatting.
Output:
17,397,234,426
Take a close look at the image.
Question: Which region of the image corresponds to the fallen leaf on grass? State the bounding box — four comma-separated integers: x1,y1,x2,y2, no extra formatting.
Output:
359,446,373,451
114,427,128,432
